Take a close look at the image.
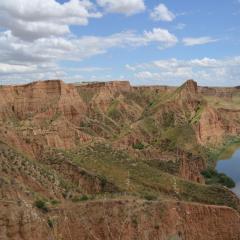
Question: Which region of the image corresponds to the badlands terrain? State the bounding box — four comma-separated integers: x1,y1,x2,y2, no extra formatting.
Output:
0,79,240,240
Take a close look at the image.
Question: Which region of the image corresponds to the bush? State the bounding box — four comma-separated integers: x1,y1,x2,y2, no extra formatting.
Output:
201,168,216,178
218,174,235,188
47,218,54,228
50,199,60,205
79,195,89,201
143,193,157,201
132,143,144,150
72,195,89,202
201,169,236,188
34,199,49,213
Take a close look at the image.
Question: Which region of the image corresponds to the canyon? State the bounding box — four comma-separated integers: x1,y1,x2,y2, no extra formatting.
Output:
0,79,240,240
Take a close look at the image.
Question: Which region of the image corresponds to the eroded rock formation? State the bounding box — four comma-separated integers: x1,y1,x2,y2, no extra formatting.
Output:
0,79,240,239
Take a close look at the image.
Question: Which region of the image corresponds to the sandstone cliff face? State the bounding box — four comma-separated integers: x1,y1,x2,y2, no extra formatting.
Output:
196,107,225,145
46,200,240,240
2,200,239,240
0,80,94,154
12,80,86,123
196,107,240,145
179,151,206,183
199,86,240,99
0,201,49,240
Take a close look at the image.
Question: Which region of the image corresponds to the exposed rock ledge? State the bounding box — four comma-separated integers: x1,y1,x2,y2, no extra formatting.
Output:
1,199,239,240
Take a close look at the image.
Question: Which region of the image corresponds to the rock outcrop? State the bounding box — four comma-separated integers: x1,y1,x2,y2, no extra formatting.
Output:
50,200,240,240
0,201,49,240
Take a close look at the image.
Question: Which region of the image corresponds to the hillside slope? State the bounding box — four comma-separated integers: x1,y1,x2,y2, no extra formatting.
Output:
0,79,240,239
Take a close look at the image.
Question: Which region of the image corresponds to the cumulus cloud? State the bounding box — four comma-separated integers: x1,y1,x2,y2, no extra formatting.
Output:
0,28,178,65
182,37,219,46
96,0,145,15
150,4,175,22
143,28,178,48
0,28,178,83
0,0,102,41
126,57,240,86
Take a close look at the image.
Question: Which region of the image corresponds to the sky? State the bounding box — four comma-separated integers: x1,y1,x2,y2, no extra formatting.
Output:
0,0,240,86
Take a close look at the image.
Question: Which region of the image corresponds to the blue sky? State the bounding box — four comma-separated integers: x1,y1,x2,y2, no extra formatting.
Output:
0,0,240,86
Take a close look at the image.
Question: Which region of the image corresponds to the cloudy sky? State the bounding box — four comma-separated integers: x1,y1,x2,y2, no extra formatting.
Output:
0,0,240,86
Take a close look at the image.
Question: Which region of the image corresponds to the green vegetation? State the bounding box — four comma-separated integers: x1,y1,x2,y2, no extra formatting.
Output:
160,124,197,151
162,112,175,128
190,103,205,124
77,88,96,103
50,199,60,205
132,142,145,150
204,94,240,110
52,143,240,210
145,160,180,175
34,199,49,213
108,99,121,120
47,218,54,228
142,117,158,134
143,193,158,201
206,137,240,168
72,195,90,202
202,168,235,188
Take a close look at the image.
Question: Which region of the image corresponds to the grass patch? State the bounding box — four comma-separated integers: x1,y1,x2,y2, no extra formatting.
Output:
190,103,205,124
107,99,121,120
54,144,240,210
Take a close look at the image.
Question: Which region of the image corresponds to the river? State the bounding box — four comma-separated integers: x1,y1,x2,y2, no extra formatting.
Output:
216,148,240,197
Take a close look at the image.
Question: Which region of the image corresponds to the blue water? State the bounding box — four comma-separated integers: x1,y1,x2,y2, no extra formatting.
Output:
216,149,240,197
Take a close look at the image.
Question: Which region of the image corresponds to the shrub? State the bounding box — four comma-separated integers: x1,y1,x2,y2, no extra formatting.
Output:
132,143,144,150
34,199,49,213
79,195,89,201
72,195,89,202
218,174,235,188
143,194,157,201
47,218,54,228
50,199,60,205
201,168,235,188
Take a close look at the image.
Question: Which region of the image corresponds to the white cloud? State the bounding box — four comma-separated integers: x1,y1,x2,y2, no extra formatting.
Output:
175,23,186,30
128,57,240,86
96,0,145,15
182,37,219,46
150,4,175,22
125,64,136,71
0,28,178,65
0,28,178,83
0,63,37,74
143,28,178,48
0,0,102,40
135,71,159,79
65,66,111,73
0,62,65,85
